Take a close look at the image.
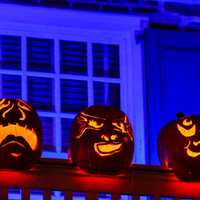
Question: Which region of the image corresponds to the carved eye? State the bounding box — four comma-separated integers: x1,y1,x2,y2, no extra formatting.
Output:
18,100,32,112
112,122,126,133
77,114,88,122
182,119,193,126
101,135,109,141
88,120,104,129
177,118,196,137
0,99,10,111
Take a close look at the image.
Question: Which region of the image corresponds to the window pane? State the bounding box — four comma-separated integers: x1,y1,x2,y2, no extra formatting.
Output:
27,37,54,72
40,116,55,151
0,35,21,69
61,79,88,113
8,188,21,200
61,118,74,153
99,193,111,200
93,43,120,78
28,76,54,111
2,74,21,98
93,82,120,108
30,189,43,200
73,192,86,200
120,194,133,200
60,40,87,75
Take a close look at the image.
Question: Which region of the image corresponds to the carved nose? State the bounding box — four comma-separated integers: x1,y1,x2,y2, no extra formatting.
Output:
111,134,118,141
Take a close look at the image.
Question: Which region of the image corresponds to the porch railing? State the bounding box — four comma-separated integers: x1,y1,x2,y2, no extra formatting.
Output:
0,158,200,200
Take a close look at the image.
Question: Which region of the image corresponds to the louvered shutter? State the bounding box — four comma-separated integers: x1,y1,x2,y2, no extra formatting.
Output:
93,81,120,108
0,35,21,69
60,40,87,75
61,79,88,113
0,37,121,161
27,37,54,72
93,43,120,78
2,74,21,98
40,117,55,151
61,118,74,152
28,77,54,111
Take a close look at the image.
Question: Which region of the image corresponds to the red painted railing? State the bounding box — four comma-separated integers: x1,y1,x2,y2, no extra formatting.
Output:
0,159,200,200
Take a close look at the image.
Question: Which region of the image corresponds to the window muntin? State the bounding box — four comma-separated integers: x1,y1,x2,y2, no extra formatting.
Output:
0,35,121,159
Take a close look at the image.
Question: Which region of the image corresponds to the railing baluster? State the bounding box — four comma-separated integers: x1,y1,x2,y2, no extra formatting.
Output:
86,192,98,200
64,191,72,200
132,195,140,200
0,187,8,200
174,197,180,200
22,188,30,200
154,195,160,200
112,193,120,200
43,189,51,200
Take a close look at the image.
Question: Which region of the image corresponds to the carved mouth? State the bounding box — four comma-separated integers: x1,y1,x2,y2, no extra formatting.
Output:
0,123,38,151
1,141,26,149
10,152,22,158
94,142,122,157
185,141,200,158
1,141,25,158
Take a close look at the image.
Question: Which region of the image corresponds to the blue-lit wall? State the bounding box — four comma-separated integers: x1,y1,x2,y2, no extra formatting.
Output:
145,28,200,164
1,0,200,164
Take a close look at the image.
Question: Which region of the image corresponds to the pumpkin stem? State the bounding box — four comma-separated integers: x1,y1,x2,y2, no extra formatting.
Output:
176,112,185,118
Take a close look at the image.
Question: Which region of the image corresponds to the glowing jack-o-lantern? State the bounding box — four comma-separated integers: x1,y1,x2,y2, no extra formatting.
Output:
158,113,200,181
70,105,134,174
0,98,42,169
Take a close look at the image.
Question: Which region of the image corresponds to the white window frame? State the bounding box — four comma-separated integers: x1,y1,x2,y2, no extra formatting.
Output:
0,3,148,164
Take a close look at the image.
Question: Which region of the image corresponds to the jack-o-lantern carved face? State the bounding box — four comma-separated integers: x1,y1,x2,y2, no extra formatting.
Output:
0,98,42,169
70,105,134,174
177,116,200,158
158,113,200,181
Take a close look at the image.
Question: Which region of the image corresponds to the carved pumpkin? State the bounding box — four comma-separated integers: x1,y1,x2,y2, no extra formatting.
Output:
70,105,134,174
0,98,42,169
158,113,200,181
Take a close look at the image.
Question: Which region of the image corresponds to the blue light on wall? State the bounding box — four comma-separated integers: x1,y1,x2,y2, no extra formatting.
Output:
0,2,148,199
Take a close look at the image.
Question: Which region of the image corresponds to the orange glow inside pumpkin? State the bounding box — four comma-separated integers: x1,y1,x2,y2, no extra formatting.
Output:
74,111,133,157
177,123,196,137
0,124,38,151
177,120,200,158
184,141,200,158
0,98,32,120
93,134,123,156
17,99,32,120
112,122,126,133
94,142,122,157
0,99,10,113
0,98,38,151
76,112,105,139
10,152,22,158
76,112,133,141
88,119,104,129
